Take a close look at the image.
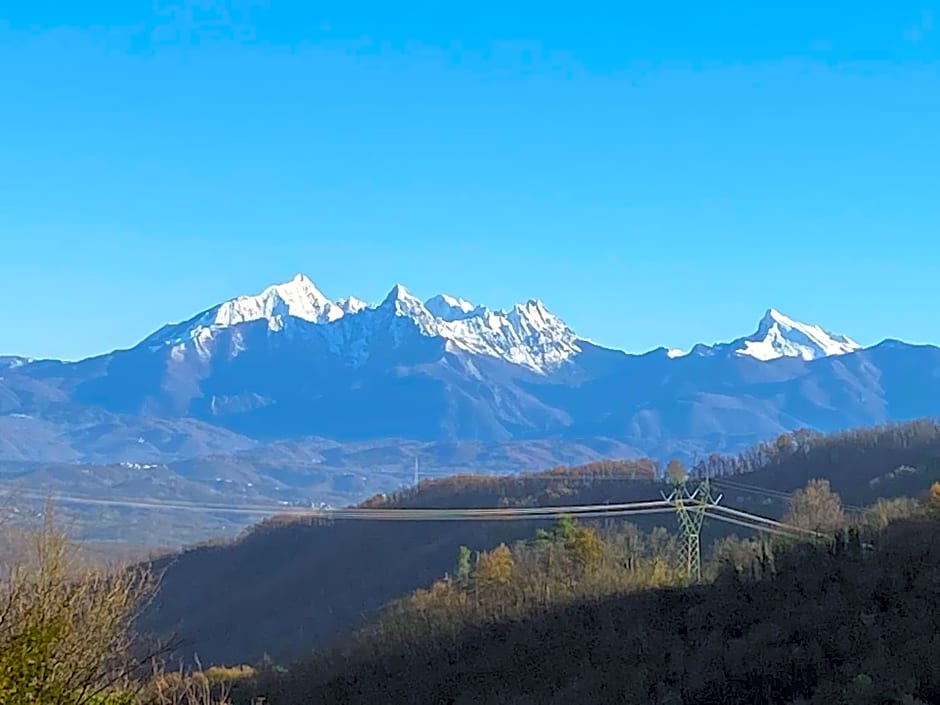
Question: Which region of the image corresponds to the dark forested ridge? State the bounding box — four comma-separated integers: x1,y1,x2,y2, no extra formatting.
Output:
141,460,664,665
238,515,940,705
696,419,940,506
142,421,940,669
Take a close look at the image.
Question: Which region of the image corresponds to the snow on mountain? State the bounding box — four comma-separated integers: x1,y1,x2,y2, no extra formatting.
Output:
730,308,861,361
380,284,436,326
140,275,581,374
425,294,477,321
337,296,368,314
0,356,32,370
208,274,345,329
144,274,347,352
374,286,580,372
134,273,857,374
437,299,581,370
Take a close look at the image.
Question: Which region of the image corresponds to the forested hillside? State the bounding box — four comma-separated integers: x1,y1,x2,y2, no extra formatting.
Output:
141,460,663,665
238,512,940,705
697,419,940,506
141,421,940,668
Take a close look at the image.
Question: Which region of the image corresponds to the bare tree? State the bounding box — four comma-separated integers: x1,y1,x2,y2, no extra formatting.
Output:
783,479,846,534
0,501,159,704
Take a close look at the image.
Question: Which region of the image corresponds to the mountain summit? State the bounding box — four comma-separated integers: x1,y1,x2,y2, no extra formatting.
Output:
732,308,861,361
142,274,346,353
139,274,581,374
671,308,860,362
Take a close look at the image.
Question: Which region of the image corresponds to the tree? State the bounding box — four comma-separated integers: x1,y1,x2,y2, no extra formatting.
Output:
473,544,515,588
0,504,157,705
553,515,575,541
773,433,795,458
925,481,940,515
455,545,472,587
534,529,553,547
566,526,603,574
783,479,846,534
665,459,686,487
865,497,919,530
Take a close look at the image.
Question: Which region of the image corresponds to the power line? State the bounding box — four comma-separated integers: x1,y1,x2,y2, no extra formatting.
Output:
704,510,812,540
708,504,826,539
7,491,679,521
317,500,677,520
321,506,679,522
711,477,867,513
7,489,824,542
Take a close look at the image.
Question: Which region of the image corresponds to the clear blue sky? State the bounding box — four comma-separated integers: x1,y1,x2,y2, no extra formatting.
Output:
2,1,938,360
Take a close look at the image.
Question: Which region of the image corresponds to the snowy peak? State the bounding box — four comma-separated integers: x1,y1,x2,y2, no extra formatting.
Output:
210,274,344,331
381,283,419,306
425,294,477,321
139,274,585,374
380,284,431,318
510,299,559,329
733,308,861,361
145,274,355,351
337,296,367,315
434,298,581,371
378,288,578,371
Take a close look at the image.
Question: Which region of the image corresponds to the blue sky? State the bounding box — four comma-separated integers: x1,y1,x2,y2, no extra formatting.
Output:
1,1,938,360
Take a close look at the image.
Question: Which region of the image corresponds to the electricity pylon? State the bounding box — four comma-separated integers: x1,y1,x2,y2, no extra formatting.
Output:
663,476,722,581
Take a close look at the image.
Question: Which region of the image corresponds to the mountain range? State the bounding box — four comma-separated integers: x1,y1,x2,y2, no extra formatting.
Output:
1,273,939,541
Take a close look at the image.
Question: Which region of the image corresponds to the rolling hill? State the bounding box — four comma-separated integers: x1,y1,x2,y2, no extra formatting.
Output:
139,420,940,666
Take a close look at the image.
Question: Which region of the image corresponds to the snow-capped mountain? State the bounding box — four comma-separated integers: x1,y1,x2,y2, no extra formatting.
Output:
716,308,862,361
425,294,477,320
337,296,368,315
143,274,343,348
141,274,582,374
132,274,874,377
2,272,940,466
733,308,861,361
679,308,862,362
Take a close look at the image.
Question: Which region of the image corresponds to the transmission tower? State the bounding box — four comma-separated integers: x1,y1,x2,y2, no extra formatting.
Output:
663,476,722,581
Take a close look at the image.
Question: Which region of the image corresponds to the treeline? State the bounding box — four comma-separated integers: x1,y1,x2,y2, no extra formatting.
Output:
358,458,659,509
358,420,940,513
233,482,940,705
355,516,686,648
694,419,940,504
